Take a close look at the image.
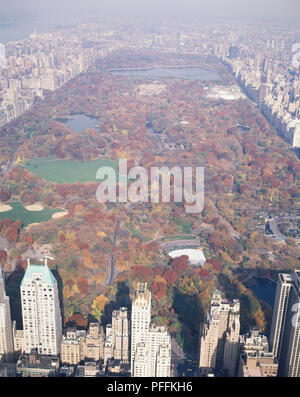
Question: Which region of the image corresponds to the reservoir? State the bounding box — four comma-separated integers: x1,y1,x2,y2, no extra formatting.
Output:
59,114,99,134
110,66,220,81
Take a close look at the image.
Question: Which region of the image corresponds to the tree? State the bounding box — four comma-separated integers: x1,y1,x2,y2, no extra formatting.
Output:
77,277,88,296
91,294,109,320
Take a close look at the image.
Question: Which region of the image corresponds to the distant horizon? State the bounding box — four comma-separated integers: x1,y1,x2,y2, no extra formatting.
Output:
0,13,299,44
1,0,300,26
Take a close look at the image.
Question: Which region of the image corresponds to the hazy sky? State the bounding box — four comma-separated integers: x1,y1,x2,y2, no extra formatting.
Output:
1,0,300,24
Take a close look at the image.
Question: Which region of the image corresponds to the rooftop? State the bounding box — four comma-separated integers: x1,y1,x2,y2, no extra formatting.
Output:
21,264,57,287
17,352,59,371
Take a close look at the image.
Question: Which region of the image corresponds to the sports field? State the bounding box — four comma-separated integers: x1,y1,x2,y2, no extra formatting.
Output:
25,159,118,184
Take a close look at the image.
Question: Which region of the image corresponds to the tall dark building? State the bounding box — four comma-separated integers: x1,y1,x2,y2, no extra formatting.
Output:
270,271,300,377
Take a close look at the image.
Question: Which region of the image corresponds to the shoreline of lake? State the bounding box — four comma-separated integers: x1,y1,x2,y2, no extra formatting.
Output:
110,65,221,81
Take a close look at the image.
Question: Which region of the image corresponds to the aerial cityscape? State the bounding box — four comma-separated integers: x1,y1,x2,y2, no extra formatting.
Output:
0,0,299,382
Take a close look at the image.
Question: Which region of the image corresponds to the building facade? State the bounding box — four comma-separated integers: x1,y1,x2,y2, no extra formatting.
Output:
199,290,240,376
0,268,14,356
131,283,171,377
112,307,129,363
12,321,24,354
270,270,300,377
238,328,278,377
269,273,293,361
131,282,151,374
21,261,62,356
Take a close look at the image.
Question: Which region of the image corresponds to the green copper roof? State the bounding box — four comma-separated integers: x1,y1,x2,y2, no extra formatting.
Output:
21,265,57,287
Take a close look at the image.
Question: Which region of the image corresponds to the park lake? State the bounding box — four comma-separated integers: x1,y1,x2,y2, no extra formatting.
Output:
57,114,99,134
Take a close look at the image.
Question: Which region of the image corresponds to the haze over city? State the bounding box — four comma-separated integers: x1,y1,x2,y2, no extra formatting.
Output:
2,0,300,23
0,0,299,386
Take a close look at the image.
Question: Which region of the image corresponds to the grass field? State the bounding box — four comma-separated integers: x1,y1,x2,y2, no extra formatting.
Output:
24,159,118,184
0,201,65,227
174,218,193,234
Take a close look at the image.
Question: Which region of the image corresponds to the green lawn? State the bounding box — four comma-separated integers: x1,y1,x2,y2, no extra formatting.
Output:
126,224,151,242
174,218,193,234
0,201,65,228
24,158,118,184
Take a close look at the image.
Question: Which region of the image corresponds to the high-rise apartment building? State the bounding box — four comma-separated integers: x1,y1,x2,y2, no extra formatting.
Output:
131,282,151,374
269,271,300,376
133,324,171,377
21,260,62,355
0,267,13,356
61,329,86,365
112,307,129,363
131,283,171,377
269,273,293,361
277,270,300,377
199,290,240,376
84,322,105,362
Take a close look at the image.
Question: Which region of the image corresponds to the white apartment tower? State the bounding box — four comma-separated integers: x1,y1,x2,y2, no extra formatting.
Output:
131,283,171,377
199,290,240,376
0,267,14,356
131,282,151,374
21,260,62,355
133,325,171,377
112,307,129,362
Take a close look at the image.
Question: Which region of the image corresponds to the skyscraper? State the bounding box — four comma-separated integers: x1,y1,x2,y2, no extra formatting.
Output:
199,290,240,376
269,273,293,361
21,260,62,356
0,267,13,356
112,307,129,363
131,283,171,377
270,270,300,377
131,282,151,374
277,271,300,377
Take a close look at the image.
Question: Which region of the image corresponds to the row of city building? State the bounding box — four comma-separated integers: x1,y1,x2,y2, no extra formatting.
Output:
0,261,171,377
0,26,125,128
218,43,300,149
1,258,300,377
198,269,300,377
